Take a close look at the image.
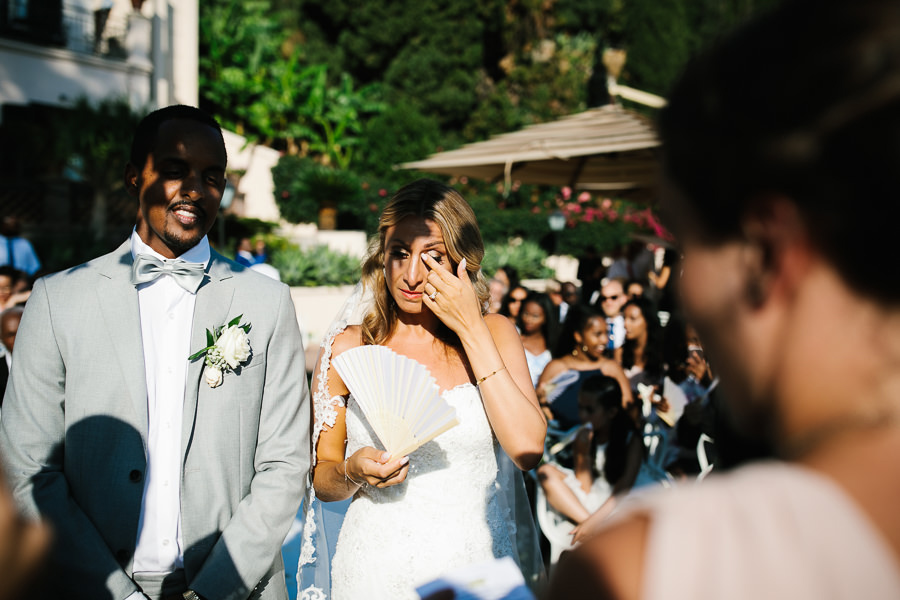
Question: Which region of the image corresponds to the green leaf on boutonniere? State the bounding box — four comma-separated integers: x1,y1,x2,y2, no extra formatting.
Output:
188,345,211,361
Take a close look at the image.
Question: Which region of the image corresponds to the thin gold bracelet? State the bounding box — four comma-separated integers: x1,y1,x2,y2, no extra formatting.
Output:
476,365,506,386
343,457,364,487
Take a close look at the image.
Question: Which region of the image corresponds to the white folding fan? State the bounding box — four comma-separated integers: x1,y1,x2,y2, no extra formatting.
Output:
332,345,460,457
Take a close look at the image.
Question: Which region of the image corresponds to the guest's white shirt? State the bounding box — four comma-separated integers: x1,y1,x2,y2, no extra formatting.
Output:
130,230,209,576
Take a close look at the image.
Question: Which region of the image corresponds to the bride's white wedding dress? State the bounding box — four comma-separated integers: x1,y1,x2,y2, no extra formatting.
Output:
330,383,515,600
298,284,542,600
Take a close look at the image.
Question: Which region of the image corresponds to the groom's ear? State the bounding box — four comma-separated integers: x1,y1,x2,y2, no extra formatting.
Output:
124,163,140,198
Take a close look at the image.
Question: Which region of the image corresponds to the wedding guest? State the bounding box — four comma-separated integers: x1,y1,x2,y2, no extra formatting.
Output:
488,264,519,314
596,279,627,363
303,179,545,599
625,279,644,300
0,306,23,409
0,217,41,277
0,267,29,311
253,238,269,264
537,304,631,429
559,281,578,323
537,374,642,553
234,237,255,267
0,105,309,600
517,291,558,387
547,1,900,597
621,297,665,394
576,245,603,306
499,284,529,326
649,247,679,314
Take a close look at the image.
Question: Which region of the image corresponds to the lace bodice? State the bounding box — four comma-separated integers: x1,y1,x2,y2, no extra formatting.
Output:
330,383,516,599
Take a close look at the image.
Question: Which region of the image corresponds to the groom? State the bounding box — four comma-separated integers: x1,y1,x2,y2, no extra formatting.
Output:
0,105,309,600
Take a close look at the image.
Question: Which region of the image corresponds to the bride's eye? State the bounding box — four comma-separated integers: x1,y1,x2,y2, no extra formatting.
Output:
389,248,409,260
427,252,444,264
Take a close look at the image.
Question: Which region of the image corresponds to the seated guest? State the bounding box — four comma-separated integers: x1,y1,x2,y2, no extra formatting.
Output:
517,291,558,387
537,304,631,429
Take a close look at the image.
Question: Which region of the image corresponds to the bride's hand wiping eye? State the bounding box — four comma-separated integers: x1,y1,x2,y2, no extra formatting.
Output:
421,256,481,333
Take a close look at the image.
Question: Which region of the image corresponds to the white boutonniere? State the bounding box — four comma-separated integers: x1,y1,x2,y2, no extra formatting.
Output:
189,315,252,388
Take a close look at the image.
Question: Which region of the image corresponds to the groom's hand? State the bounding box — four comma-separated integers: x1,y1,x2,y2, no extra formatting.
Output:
348,448,410,488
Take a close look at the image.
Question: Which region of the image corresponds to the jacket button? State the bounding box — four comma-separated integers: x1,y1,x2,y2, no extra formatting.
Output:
129,470,143,483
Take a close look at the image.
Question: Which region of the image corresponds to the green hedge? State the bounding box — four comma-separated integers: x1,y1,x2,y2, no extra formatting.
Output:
272,244,361,287
481,240,554,280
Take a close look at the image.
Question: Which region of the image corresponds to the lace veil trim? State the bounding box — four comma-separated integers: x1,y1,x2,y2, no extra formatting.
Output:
299,282,368,599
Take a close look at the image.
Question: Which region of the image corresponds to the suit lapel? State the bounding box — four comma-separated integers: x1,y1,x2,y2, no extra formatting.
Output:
95,241,150,448
182,253,236,459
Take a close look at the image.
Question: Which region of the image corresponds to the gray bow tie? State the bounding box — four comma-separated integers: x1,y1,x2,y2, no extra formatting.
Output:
131,254,206,294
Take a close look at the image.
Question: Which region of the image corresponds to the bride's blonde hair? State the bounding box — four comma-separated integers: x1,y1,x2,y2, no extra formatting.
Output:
360,179,490,347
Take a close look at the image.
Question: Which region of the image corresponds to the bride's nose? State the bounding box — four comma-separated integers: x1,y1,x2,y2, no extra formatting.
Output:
405,255,426,287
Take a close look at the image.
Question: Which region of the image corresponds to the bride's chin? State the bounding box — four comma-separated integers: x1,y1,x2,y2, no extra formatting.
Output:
390,295,424,314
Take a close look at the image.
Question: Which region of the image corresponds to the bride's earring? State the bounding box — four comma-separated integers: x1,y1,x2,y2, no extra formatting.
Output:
582,345,589,354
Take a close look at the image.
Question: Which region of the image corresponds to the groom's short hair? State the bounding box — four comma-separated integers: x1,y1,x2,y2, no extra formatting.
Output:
129,105,226,169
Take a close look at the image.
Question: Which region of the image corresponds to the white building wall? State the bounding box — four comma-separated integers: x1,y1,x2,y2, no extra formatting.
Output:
222,129,283,223
0,0,198,120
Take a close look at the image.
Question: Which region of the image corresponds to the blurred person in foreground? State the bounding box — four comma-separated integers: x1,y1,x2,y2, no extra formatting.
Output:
546,1,900,598
0,462,49,600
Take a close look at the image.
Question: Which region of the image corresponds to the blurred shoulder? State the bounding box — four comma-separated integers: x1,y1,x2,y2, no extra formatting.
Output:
547,513,649,600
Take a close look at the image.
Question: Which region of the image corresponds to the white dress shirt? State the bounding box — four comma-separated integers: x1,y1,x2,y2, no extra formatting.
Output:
130,230,209,577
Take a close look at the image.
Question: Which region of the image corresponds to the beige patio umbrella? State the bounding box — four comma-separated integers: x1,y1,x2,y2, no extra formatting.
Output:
399,104,661,192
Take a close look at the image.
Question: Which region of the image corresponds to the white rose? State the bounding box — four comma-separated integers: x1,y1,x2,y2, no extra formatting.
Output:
216,325,251,369
205,365,224,388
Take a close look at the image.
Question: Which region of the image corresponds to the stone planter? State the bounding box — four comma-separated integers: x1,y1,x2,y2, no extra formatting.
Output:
317,203,338,230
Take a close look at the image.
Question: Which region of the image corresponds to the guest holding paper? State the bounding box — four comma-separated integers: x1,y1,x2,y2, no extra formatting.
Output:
299,179,546,599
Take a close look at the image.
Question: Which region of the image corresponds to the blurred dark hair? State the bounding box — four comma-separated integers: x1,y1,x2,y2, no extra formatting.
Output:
659,0,900,303
578,373,623,413
578,373,637,485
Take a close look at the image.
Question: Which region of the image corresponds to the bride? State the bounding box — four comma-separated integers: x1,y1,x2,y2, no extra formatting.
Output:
299,179,546,599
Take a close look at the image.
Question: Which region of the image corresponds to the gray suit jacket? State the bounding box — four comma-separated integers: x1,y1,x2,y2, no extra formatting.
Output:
0,241,310,600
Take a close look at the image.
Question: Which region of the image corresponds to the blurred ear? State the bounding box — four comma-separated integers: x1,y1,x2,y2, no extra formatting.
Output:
124,163,139,197
739,195,811,308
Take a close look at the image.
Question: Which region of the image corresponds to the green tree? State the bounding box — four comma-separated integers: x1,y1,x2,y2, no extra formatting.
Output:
199,0,286,142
